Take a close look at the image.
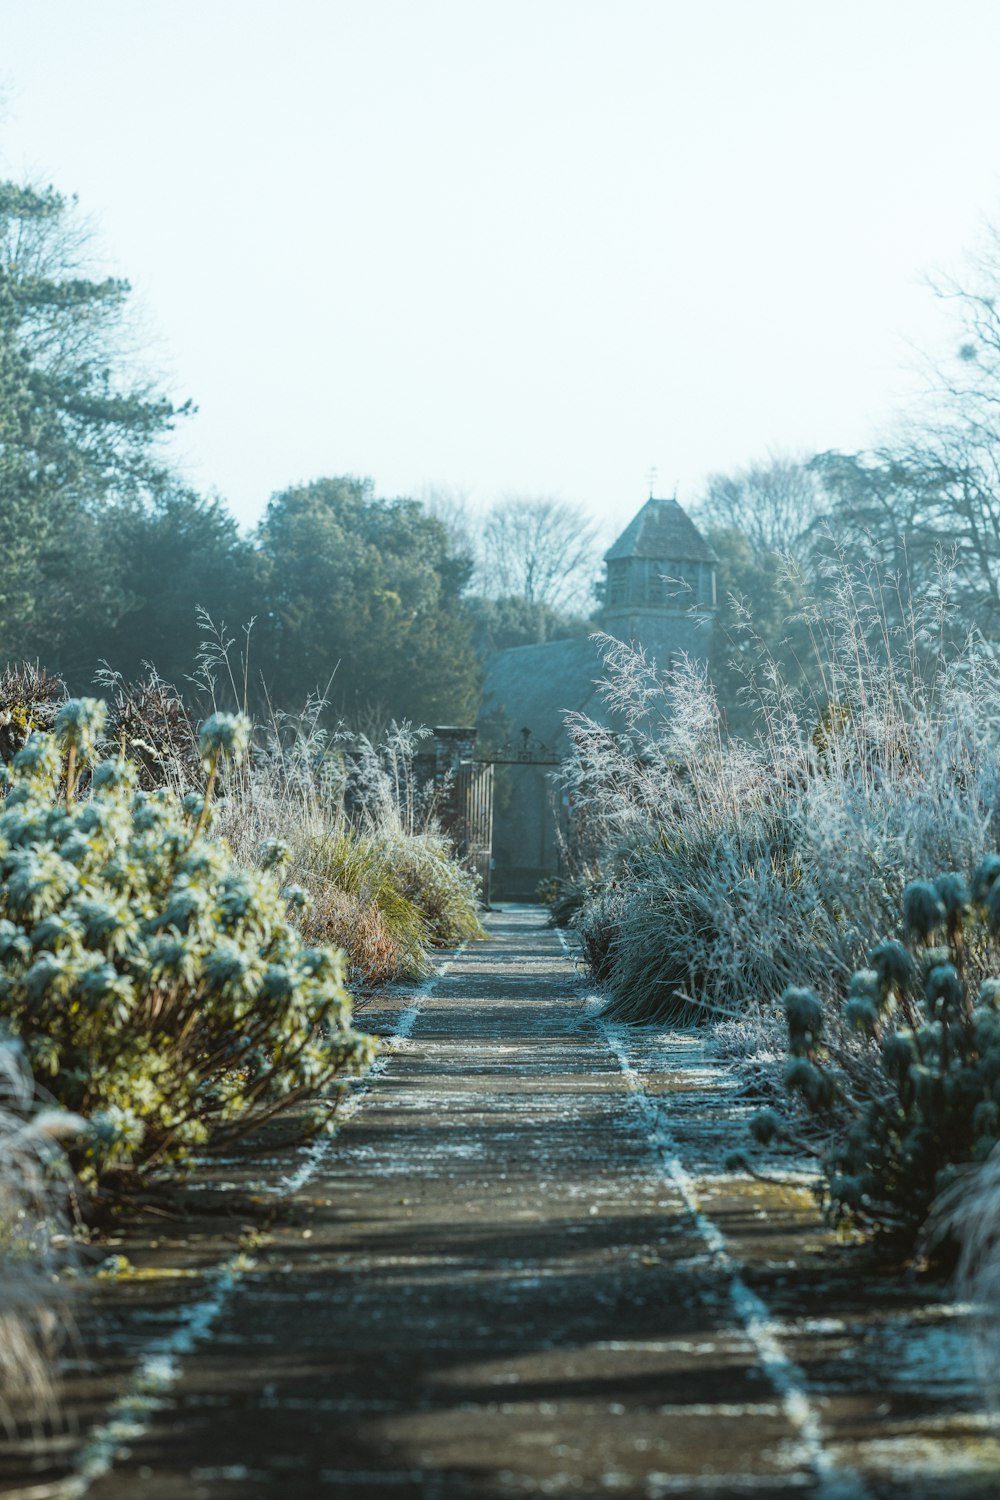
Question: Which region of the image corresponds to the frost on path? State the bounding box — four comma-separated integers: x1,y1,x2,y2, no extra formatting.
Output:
14,907,1000,1499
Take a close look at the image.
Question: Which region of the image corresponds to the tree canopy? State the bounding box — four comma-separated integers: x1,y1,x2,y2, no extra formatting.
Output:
478,496,600,614
0,181,192,666
255,477,481,726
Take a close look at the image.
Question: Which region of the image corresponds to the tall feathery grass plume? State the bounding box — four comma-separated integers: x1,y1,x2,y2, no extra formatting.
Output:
939,1149,1000,1411
562,557,1000,1026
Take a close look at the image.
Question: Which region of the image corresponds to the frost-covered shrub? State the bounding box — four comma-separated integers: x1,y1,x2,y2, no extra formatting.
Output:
940,1148,1000,1408
0,663,65,765
769,863,1000,1245
214,706,482,986
299,884,408,990
0,1038,80,1418
306,830,434,981
291,830,482,989
566,569,1000,1026
101,670,200,791
0,704,376,1188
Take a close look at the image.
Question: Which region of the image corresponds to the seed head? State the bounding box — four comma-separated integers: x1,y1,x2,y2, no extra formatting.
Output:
924,963,965,1020
869,939,915,994
847,969,880,1001
784,1056,833,1108
843,996,879,1036
902,880,945,942
973,854,1000,905
782,986,824,1054
198,712,252,767
934,872,970,918
881,1029,917,1079
54,698,107,754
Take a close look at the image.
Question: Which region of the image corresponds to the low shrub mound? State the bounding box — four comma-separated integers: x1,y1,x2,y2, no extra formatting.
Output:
307,829,433,981
762,864,1000,1248
0,664,65,765
0,703,376,1191
212,711,484,990
299,884,407,991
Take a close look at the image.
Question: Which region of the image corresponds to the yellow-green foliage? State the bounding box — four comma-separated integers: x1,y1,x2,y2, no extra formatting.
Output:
378,832,485,947
308,830,432,980
0,710,376,1188
305,828,484,983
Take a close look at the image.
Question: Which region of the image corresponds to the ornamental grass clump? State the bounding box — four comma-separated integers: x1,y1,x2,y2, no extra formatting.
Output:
306,830,434,982
377,831,485,948
768,861,1000,1247
216,708,484,987
0,701,376,1192
565,562,1000,1028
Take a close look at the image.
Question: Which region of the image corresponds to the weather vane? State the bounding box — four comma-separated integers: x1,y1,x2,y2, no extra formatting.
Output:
646,465,658,499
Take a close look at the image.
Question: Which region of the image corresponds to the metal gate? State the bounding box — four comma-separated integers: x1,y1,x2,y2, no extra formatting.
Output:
431,725,562,906
449,760,494,908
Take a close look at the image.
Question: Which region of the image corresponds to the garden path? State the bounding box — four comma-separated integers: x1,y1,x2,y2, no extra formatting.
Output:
7,907,1000,1499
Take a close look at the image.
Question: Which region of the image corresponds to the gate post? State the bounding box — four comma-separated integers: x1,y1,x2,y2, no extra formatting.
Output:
432,727,494,909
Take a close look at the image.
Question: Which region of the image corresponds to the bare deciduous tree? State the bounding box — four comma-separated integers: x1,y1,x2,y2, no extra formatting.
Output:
695,454,821,561
479,496,599,613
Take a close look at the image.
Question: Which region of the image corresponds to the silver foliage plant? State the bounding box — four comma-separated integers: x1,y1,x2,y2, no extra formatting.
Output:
564,563,1000,1024
0,705,377,1187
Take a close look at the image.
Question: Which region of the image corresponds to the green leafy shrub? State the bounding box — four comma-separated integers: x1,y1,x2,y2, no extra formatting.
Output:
0,705,376,1190
768,862,1000,1246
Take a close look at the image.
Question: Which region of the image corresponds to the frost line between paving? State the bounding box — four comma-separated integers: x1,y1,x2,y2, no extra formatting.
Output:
553,924,871,1500
55,946,466,1500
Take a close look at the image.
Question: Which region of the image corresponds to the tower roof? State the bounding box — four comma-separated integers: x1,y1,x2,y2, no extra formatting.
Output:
604,496,717,564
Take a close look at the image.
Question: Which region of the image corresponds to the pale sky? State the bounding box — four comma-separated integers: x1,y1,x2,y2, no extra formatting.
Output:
2,0,1000,541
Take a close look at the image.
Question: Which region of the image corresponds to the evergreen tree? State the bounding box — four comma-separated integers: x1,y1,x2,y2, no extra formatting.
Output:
0,181,190,666
256,477,480,725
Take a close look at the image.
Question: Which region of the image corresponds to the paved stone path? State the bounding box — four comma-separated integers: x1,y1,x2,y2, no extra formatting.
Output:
6,907,1000,1498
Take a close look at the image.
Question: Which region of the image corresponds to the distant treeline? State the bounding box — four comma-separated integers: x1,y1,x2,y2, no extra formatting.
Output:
5,176,1000,734
0,181,602,725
